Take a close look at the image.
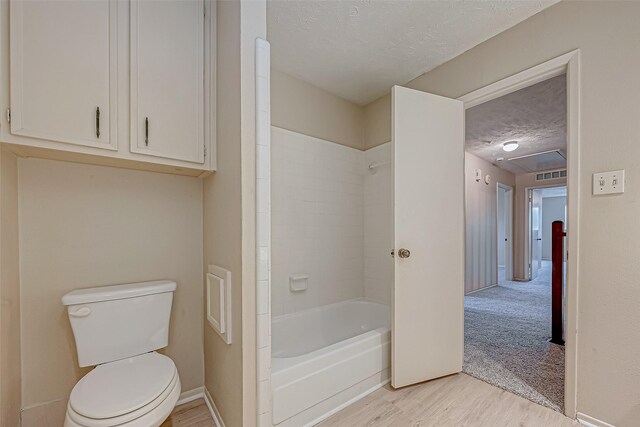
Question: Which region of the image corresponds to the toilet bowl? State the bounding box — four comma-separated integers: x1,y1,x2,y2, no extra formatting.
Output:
62,281,180,427
64,352,180,427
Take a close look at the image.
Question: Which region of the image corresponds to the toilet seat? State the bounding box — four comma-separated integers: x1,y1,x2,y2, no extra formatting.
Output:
64,352,181,427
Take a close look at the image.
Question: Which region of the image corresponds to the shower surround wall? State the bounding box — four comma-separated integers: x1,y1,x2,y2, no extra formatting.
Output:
271,127,392,315
363,143,392,306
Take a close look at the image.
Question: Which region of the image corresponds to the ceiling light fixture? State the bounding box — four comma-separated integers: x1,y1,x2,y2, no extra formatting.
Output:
502,141,519,152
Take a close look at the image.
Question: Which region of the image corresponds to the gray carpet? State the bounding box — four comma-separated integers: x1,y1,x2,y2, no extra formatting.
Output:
463,261,565,412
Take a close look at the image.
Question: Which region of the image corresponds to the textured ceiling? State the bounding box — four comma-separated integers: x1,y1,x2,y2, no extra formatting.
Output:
267,0,558,105
465,75,567,174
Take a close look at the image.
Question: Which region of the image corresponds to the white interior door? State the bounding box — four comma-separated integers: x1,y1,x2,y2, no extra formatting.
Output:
391,86,464,389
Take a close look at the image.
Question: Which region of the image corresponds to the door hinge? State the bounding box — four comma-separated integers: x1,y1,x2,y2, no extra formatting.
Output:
6,108,10,123
204,144,207,158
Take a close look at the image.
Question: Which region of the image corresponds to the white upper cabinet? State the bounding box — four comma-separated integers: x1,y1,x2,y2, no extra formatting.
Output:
1,0,215,175
130,0,205,164
9,0,117,150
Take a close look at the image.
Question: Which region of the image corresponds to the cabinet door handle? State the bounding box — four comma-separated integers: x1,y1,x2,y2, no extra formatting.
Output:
96,107,100,139
145,117,149,146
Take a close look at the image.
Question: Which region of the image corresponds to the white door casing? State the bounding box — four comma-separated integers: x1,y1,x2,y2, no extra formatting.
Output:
391,86,465,388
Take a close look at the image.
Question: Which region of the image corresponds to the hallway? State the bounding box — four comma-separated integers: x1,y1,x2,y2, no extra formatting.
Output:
464,261,565,412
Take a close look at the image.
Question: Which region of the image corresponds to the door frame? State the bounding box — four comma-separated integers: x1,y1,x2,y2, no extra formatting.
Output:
496,182,514,281
524,184,567,280
458,50,580,418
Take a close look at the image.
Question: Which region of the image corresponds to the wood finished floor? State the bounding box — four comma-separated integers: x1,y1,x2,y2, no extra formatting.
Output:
162,374,579,426
318,373,578,427
160,398,216,427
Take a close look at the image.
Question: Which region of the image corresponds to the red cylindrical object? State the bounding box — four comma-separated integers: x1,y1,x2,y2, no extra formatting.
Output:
551,220,566,345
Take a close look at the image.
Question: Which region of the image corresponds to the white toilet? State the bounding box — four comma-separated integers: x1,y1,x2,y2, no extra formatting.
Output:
62,280,181,427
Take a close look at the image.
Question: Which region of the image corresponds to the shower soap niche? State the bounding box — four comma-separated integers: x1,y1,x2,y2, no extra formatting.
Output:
289,275,308,292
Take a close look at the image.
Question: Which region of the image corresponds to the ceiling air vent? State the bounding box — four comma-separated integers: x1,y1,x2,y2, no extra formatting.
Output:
536,169,567,181
507,149,566,173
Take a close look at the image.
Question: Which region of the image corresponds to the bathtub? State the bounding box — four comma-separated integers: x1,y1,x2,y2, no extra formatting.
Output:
271,299,390,426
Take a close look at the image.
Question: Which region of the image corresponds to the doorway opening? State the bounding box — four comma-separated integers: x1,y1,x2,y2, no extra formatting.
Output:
462,72,569,412
497,183,514,283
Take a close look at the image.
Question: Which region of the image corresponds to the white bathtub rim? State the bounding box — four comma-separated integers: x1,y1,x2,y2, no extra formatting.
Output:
272,342,390,424
271,297,389,324
272,333,390,390
272,326,389,374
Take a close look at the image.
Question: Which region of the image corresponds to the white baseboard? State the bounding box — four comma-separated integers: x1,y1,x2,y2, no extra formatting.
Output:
177,387,205,405
204,387,225,427
175,387,223,427
577,412,616,427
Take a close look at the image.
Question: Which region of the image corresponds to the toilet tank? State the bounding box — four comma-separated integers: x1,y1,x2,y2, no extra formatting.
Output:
62,280,176,367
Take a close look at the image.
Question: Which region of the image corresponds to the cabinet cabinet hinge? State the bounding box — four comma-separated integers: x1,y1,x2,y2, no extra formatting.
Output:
204,144,207,158
6,108,10,123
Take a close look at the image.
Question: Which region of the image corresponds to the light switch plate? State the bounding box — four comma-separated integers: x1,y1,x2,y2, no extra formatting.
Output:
593,170,625,195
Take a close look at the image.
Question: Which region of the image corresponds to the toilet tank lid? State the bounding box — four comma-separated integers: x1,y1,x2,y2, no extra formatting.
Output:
62,280,177,306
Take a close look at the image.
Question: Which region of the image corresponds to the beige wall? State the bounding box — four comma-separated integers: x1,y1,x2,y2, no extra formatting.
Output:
364,2,640,424
271,68,365,150
363,94,391,150
18,158,204,422
464,153,515,293
203,1,265,426
0,147,21,427
364,93,391,149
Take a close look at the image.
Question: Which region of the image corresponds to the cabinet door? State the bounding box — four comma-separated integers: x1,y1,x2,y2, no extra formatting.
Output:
130,0,205,164
9,0,117,150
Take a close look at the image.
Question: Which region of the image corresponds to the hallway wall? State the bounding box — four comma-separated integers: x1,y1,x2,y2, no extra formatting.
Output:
464,153,515,293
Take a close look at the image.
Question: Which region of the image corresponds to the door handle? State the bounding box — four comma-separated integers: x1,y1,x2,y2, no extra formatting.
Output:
145,117,149,146
397,248,411,259
95,107,100,139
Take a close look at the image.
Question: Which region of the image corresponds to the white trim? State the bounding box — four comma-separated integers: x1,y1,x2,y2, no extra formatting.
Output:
496,182,514,281
458,49,580,418
204,388,225,427
307,379,390,427
458,50,575,108
577,413,616,427
177,387,205,406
